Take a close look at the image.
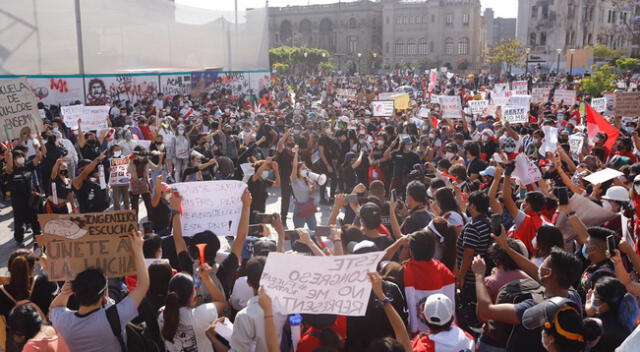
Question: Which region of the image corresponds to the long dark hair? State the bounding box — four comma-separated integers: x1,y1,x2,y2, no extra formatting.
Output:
7,249,35,301
434,187,461,216
161,273,194,342
429,217,456,271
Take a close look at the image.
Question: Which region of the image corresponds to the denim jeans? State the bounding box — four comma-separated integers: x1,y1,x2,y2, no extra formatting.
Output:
292,203,317,231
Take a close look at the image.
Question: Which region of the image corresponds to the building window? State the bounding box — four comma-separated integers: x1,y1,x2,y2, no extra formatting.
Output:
419,38,428,55
458,37,469,55
540,32,546,45
542,4,549,19
608,10,612,23
347,36,358,53
463,13,469,25
386,42,389,53
349,18,358,29
529,32,536,46
395,40,404,56
430,41,434,52
445,37,454,55
396,16,401,24
446,14,453,25
410,16,415,24
531,6,537,19
408,39,417,55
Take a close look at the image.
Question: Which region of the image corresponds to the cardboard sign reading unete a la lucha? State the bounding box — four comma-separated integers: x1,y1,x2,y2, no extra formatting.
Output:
0,77,42,142
37,210,138,281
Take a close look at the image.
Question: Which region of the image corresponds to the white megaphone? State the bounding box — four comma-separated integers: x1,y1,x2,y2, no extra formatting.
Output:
302,170,327,186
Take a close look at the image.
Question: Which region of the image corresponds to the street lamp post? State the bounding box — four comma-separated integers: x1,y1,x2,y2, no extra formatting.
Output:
525,48,531,76
372,52,377,73
569,48,576,76
556,48,562,74
357,52,362,74
303,51,308,74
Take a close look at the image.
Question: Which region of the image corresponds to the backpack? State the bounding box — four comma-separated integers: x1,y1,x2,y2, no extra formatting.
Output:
106,304,163,352
492,278,544,352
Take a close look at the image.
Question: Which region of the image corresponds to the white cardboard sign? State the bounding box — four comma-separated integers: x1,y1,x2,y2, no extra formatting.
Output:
418,107,431,118
591,98,606,113
569,134,584,154
582,168,624,185
553,89,577,106
371,100,394,117
172,180,247,237
468,100,488,115
503,106,528,124
512,80,528,95
0,77,42,142
531,88,551,103
509,95,531,112
261,252,385,316
438,95,462,119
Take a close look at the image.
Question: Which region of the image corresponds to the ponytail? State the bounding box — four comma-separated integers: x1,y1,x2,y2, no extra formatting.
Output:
161,292,180,342
8,255,31,301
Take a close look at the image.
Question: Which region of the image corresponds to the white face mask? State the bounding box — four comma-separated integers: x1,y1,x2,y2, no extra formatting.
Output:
377,140,384,147
481,135,489,143
15,157,25,165
364,119,370,124
177,129,184,135
113,151,122,158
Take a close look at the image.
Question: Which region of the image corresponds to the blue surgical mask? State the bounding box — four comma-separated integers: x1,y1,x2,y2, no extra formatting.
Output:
582,245,588,259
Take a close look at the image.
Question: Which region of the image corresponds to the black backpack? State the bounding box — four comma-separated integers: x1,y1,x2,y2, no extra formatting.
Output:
491,278,545,352
106,304,163,352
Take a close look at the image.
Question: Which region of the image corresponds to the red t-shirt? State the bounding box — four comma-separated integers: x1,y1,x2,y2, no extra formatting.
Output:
296,316,347,352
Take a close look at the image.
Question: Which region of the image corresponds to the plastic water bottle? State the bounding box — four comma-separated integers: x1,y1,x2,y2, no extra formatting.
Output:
290,314,302,350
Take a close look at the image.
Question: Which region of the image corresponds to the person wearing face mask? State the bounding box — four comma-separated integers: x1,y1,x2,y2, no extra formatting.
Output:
613,137,637,164
368,135,390,186
149,174,174,236
576,227,617,301
77,119,106,160
599,186,632,235
53,130,78,182
46,158,75,214
247,156,280,218
41,133,67,196
115,129,137,156
108,144,131,211
157,122,175,180
386,135,421,199
72,153,110,214
149,135,167,188
218,124,240,162
5,139,45,245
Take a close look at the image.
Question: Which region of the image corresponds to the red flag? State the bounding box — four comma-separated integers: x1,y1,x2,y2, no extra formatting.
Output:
430,116,439,128
586,104,620,154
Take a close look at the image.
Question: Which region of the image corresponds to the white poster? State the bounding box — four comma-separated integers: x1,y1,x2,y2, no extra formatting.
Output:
603,93,616,116
0,77,42,142
511,153,541,186
60,104,85,129
569,134,584,154
418,107,431,118
336,88,356,100
512,80,528,95
261,252,385,316
531,88,551,103
81,105,110,131
468,100,488,115
371,100,394,117
109,157,131,186
172,180,247,237
28,77,85,106
438,95,462,119
591,97,606,113
503,106,528,124
553,89,577,106
509,95,531,112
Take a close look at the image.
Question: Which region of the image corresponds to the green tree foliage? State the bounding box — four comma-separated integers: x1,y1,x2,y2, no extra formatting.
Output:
269,46,331,73
271,63,289,74
580,65,618,97
587,45,623,61
319,61,334,73
486,39,527,72
616,57,639,72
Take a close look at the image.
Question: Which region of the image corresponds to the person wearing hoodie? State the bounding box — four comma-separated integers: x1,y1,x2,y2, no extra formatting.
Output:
411,293,475,352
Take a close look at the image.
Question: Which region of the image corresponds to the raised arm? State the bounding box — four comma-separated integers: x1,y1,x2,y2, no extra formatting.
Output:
230,189,252,262
502,174,520,220
257,288,280,352
488,166,504,214
49,281,72,310
272,214,286,253
351,151,364,169
369,272,412,352
328,194,347,226
388,197,403,240
491,231,540,281
77,119,85,148
72,152,106,190
252,156,274,182
32,135,46,166
555,153,584,195
151,174,163,208
169,194,188,255
5,144,13,175
128,229,150,307
558,204,588,245
291,146,299,182
51,158,62,180
200,263,227,313
472,256,519,324
277,129,290,153
298,229,326,257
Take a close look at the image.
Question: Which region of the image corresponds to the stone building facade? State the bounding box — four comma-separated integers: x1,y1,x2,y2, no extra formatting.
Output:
516,0,638,62
262,0,489,71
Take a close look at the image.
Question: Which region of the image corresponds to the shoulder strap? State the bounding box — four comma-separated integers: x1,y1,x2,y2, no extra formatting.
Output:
106,304,127,352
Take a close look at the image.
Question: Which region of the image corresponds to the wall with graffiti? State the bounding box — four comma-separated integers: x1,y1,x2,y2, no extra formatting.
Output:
0,70,270,106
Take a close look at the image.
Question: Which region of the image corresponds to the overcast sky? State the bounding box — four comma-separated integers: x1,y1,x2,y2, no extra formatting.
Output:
177,0,518,19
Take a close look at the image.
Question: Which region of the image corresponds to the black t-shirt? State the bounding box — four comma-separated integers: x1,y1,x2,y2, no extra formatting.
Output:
177,250,240,299
319,135,339,161
368,235,394,250
276,149,293,179
81,142,101,160
149,198,172,233
257,123,274,147
248,176,272,213
9,161,36,199
467,158,487,177
74,179,109,213
391,150,421,178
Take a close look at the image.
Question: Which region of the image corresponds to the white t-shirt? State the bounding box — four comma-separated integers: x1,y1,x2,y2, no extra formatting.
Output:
442,210,466,227
158,303,218,352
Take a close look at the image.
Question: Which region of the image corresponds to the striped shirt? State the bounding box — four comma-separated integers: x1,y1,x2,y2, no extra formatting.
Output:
456,215,492,286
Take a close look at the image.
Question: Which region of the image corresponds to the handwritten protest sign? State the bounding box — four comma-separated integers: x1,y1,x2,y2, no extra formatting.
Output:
491,93,511,107
172,180,247,237
37,211,137,281
603,93,616,116
261,252,385,316
468,100,488,115
417,107,430,118
0,77,42,142
569,134,584,154
503,106,528,124
60,104,85,129
81,105,110,131
371,100,394,117
590,98,606,113
614,92,640,116
509,95,531,112
109,157,131,186
512,80,528,95
511,153,541,186
531,88,551,103
336,88,356,100
438,95,462,118
553,89,577,106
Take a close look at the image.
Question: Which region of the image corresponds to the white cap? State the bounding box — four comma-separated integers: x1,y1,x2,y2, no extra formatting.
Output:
423,293,454,326
602,186,631,203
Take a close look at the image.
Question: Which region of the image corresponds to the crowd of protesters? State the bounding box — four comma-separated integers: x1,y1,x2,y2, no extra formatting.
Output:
2,67,640,352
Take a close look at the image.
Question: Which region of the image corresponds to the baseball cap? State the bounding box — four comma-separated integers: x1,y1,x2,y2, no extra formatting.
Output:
423,293,454,326
360,202,381,226
479,166,496,177
347,240,378,254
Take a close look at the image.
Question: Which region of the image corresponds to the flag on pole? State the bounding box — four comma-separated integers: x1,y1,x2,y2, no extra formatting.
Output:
586,104,620,154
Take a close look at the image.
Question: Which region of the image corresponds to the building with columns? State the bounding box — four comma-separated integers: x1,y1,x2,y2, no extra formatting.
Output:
259,0,492,71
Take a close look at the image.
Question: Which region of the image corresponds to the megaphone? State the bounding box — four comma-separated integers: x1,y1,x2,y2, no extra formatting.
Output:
302,170,327,186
